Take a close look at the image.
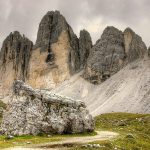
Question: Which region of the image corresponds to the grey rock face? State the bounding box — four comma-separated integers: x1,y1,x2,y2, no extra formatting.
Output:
148,47,150,57
79,30,92,69
1,80,94,135
35,11,80,74
84,26,147,84
0,31,33,80
124,28,147,62
35,11,67,50
84,26,125,84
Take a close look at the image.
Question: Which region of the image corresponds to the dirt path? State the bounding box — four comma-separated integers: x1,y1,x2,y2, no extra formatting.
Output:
4,131,118,150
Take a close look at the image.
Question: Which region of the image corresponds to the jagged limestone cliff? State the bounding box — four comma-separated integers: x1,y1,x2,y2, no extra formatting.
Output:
124,28,147,62
84,26,147,84
79,29,92,69
0,11,148,102
0,11,92,97
0,31,33,97
27,11,91,89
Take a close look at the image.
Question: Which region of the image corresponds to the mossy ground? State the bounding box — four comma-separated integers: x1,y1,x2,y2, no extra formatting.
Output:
0,101,6,109
71,113,150,150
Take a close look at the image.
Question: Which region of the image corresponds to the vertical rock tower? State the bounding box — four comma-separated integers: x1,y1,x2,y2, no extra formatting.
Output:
27,11,80,89
0,31,33,96
124,28,147,62
79,29,92,69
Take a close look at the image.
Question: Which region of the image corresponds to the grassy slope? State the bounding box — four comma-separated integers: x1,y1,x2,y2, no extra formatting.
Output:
0,135,62,149
72,113,150,150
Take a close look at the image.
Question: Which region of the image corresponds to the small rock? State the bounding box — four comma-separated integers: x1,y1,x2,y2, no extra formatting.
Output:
138,118,142,122
93,144,101,148
87,144,93,148
125,133,135,139
82,145,87,148
26,142,31,144
5,135,14,140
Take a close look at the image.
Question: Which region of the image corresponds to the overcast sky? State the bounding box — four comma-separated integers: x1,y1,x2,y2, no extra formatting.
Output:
0,0,150,48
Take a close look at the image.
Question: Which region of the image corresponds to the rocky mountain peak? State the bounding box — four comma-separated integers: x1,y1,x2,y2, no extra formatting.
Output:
0,31,33,97
124,27,133,33
35,10,80,61
0,31,33,80
0,11,148,98
27,11,81,90
83,26,147,84
35,10,70,50
124,27,147,62
33,10,80,74
102,26,123,36
79,29,92,69
84,26,125,84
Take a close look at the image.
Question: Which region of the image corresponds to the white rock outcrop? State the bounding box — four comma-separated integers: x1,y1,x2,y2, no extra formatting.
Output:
1,80,94,135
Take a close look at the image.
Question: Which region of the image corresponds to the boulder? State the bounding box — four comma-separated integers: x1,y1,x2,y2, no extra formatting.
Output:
1,80,94,135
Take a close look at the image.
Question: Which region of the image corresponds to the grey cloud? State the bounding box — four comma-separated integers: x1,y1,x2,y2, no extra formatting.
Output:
0,0,150,48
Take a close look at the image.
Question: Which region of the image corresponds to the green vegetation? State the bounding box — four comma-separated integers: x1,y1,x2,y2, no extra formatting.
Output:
0,100,6,123
0,135,62,149
71,113,150,150
0,100,6,109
